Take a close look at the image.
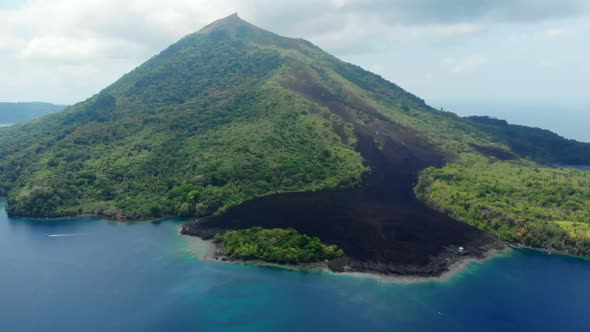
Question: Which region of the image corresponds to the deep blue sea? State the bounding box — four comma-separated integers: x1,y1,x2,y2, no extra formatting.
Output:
1,200,589,332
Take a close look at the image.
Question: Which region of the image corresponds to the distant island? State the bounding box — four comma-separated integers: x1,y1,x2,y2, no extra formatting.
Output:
464,116,590,165
1,14,589,276
0,102,67,125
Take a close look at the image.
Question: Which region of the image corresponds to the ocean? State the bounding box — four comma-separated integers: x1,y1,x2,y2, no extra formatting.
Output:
0,200,589,332
433,102,590,143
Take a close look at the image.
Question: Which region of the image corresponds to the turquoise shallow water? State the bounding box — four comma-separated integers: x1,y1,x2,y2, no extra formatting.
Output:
0,200,589,332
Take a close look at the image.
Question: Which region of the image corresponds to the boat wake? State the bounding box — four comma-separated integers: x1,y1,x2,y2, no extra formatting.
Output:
46,233,88,237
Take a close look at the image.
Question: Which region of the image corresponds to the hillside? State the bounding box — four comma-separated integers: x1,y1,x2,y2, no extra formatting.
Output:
415,154,590,256
0,102,67,124
465,116,590,165
0,14,589,263
0,13,482,219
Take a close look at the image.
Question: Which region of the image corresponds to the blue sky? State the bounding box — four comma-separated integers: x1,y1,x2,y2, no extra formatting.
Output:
0,0,589,140
0,0,21,10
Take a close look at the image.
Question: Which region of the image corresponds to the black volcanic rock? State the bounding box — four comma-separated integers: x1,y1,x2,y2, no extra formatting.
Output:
1,15,507,275
183,128,503,277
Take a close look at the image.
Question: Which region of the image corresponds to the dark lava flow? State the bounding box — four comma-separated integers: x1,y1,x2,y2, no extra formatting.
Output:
183,133,501,276
183,67,502,276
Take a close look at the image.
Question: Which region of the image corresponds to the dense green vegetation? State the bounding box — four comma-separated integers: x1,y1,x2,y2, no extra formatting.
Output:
0,102,67,124
0,14,510,220
1,14,589,260
1,14,496,220
0,15,369,219
466,116,590,165
215,227,344,264
1,86,365,218
415,154,590,255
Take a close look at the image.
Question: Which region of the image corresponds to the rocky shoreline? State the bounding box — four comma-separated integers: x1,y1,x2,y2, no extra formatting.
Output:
181,222,505,278
180,119,505,278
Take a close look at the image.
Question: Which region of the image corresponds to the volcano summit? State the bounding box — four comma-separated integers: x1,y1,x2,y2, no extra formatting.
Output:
2,14,589,276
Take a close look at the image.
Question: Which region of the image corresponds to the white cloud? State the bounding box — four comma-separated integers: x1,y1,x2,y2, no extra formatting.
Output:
0,0,588,105
330,0,349,8
57,64,101,79
0,33,25,51
512,27,571,42
0,0,233,63
442,55,489,73
20,35,146,63
430,23,482,40
2,0,572,65
543,28,565,38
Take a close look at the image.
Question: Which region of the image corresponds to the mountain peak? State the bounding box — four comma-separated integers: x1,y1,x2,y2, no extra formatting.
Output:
215,12,243,25
0,13,431,222
198,12,256,34
226,12,241,20
192,13,309,50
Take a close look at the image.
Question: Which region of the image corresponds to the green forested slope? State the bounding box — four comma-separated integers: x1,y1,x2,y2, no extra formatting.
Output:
0,14,485,219
415,155,590,255
0,15,371,219
0,79,366,218
0,14,589,257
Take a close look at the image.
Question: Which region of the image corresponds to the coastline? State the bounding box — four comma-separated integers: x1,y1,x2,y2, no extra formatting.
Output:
11,199,585,278
508,244,590,261
0,196,177,223
337,246,511,284
4,209,182,223
182,230,509,282
8,213,171,223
